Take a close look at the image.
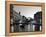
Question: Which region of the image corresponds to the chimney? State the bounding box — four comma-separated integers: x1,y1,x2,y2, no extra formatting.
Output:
19,12,21,15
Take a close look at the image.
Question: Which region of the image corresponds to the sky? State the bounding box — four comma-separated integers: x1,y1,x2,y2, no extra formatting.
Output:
13,5,41,18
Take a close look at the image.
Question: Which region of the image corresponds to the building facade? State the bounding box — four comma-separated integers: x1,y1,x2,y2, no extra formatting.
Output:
34,11,42,31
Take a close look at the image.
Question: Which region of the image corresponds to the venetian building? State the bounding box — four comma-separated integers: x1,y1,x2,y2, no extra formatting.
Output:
34,11,42,31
